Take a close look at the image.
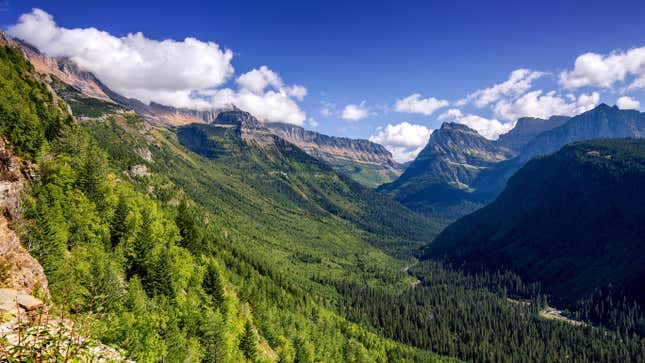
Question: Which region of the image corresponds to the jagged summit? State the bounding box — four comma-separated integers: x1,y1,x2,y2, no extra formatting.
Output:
213,109,262,127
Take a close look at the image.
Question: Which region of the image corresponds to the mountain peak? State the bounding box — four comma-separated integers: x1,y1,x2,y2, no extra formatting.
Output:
439,122,477,133
214,109,261,127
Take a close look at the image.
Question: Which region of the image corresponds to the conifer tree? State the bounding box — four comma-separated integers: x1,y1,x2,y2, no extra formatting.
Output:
239,321,257,362
203,261,226,307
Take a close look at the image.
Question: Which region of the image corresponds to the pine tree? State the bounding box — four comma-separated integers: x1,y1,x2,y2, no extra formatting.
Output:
176,198,205,253
201,310,228,363
110,193,129,247
239,321,257,362
128,208,155,280
203,262,225,307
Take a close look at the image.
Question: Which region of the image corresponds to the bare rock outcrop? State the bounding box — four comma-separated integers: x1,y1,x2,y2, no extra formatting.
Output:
0,140,48,295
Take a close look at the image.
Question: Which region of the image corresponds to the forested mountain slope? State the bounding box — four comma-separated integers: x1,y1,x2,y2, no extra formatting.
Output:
426,139,645,315
4,30,645,363
0,35,450,362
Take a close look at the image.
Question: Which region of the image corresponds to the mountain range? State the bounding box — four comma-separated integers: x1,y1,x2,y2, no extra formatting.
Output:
11,33,402,188
2,28,645,362
380,104,645,221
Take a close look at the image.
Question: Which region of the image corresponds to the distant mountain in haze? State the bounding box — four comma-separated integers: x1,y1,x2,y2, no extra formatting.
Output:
497,115,570,152
519,104,644,159
425,139,645,308
381,105,645,221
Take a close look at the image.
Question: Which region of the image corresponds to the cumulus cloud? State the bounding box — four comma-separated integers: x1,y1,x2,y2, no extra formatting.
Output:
9,9,308,125
493,90,599,122
369,122,432,162
9,8,233,106
438,109,512,140
394,94,449,116
616,96,640,110
459,69,544,107
341,101,369,121
206,86,306,125
236,66,283,94
559,47,645,90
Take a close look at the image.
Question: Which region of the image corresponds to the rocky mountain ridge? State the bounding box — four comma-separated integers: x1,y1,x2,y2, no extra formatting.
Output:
10,35,402,186
266,122,403,186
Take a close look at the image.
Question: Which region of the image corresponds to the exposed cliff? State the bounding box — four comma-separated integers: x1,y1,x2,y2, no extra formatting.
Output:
0,139,48,295
266,122,403,187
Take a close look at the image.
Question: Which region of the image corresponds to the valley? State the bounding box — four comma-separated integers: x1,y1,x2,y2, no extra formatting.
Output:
1,7,645,362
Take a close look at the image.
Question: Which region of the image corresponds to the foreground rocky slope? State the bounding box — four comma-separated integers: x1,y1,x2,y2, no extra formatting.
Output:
0,139,48,295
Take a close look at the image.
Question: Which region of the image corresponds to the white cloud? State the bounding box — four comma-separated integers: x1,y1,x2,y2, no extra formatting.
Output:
460,69,544,107
438,109,512,140
559,47,645,90
9,8,234,107
493,90,599,122
207,87,306,125
9,9,308,125
285,85,308,101
218,67,307,124
369,122,432,162
616,96,640,110
341,101,369,121
394,94,449,116
236,66,283,94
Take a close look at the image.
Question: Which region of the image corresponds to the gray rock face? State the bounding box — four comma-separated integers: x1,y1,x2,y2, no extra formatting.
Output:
213,110,277,146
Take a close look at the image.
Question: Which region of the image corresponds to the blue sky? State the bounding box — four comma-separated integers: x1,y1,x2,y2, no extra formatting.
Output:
2,0,644,161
